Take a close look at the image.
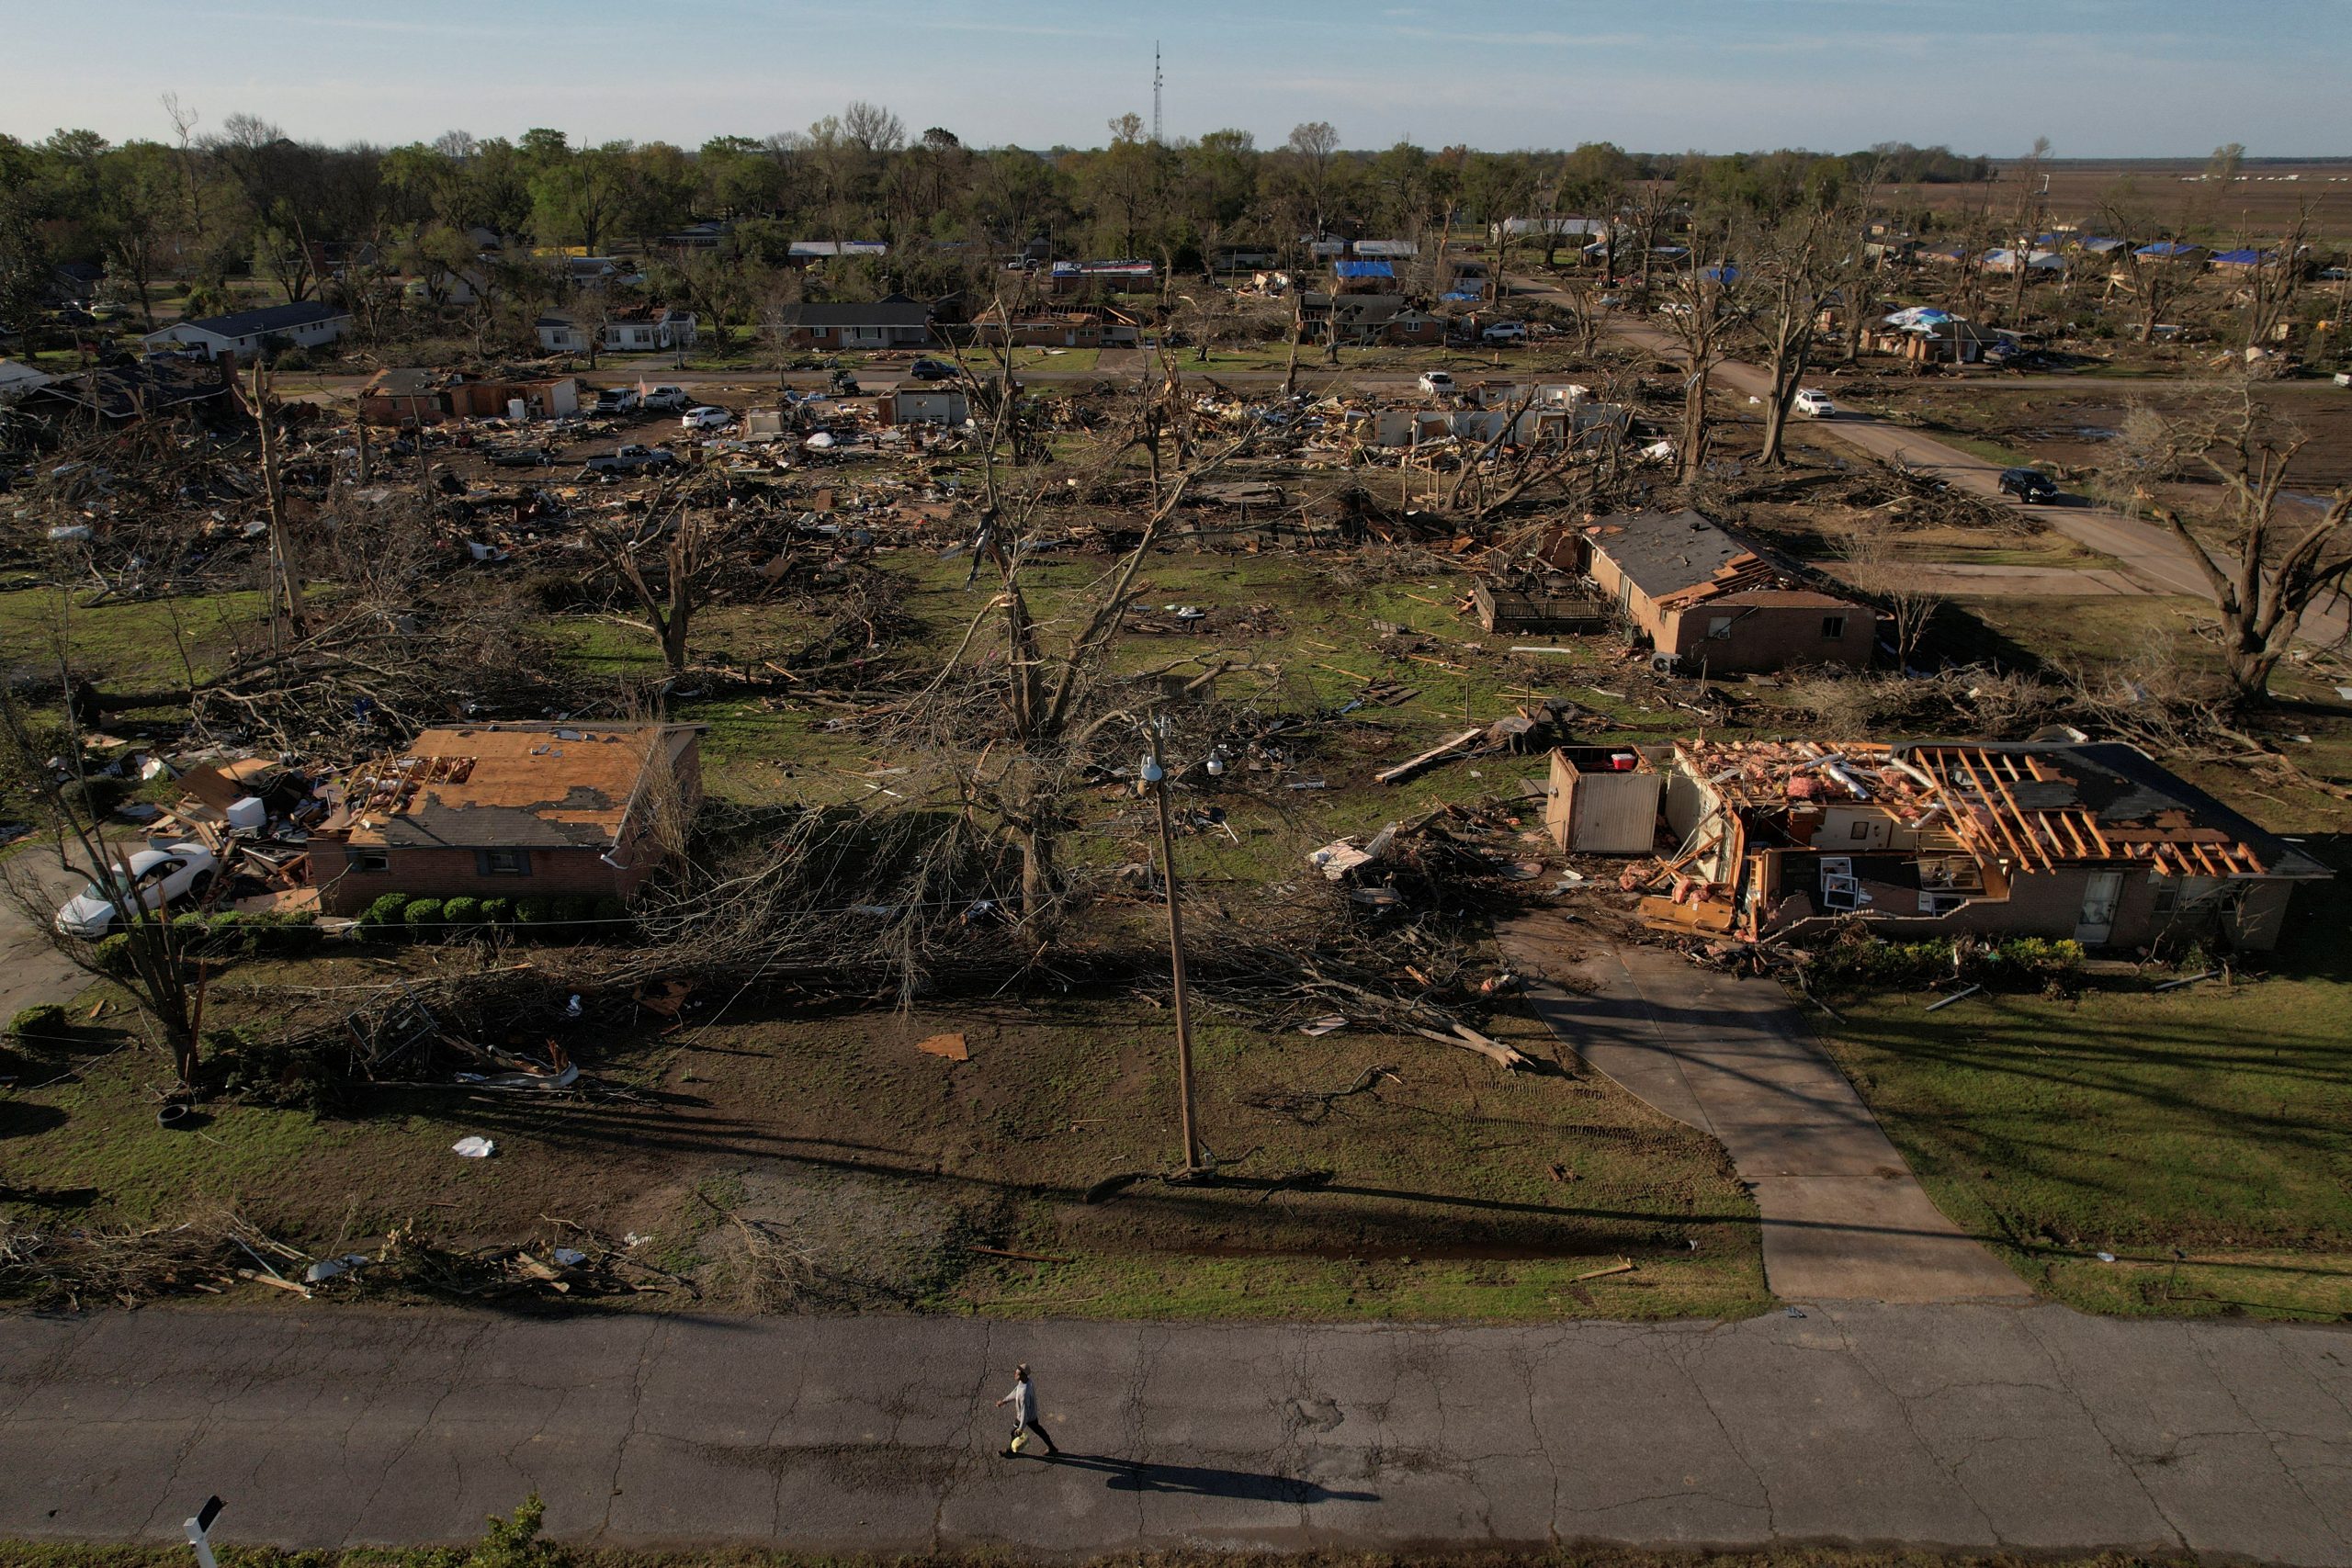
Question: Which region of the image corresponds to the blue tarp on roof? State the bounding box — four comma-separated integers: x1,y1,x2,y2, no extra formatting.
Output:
2212,248,2266,265
1441,290,1482,301
1333,260,1395,279
2136,242,2200,258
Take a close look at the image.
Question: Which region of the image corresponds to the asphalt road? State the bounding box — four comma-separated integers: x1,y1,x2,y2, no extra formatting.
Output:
3,1303,2347,1559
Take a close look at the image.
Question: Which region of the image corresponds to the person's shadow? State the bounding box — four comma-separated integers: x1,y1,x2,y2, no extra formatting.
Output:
1030,1452,1378,1505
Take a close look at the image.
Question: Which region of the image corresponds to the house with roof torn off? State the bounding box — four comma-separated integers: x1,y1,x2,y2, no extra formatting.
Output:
312,722,703,914
1628,737,2329,951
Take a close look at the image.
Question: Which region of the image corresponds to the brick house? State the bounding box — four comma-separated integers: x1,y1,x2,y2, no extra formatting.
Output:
773,295,936,350
312,722,703,915
1634,737,2329,952
1551,509,1876,673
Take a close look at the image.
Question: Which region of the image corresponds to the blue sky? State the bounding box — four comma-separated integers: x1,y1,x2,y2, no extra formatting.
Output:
11,0,2345,157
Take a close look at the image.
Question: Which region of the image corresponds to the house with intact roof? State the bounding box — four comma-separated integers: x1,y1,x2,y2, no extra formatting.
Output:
142,300,349,361
773,295,937,350
311,722,703,915
1545,510,1876,673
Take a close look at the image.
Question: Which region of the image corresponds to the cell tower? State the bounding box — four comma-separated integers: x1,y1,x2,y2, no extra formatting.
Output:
1153,42,1163,144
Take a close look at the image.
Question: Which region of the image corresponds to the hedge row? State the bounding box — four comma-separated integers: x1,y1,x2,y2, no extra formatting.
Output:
360,892,632,942
1807,932,2085,992
92,909,323,974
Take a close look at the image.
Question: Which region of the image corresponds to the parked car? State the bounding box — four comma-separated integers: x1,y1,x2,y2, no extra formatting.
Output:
593,389,639,414
1417,370,1456,396
486,446,556,468
54,844,219,938
1997,467,2060,503
582,444,680,476
639,385,691,412
1480,321,1528,344
681,406,732,431
1792,389,1835,418
908,357,959,381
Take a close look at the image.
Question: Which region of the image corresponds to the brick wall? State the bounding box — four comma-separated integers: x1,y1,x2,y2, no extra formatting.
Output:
320,844,649,915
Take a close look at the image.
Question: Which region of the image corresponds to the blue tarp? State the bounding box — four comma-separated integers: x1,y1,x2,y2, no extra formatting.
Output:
2212,248,2266,265
1333,260,1395,279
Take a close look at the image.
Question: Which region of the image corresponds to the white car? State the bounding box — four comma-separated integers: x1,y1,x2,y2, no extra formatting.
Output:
639,386,691,412
1418,370,1456,396
1480,321,1528,344
681,405,732,431
54,843,219,937
1792,389,1836,419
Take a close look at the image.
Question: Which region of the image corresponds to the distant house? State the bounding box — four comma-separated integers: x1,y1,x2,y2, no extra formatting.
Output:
601,304,697,353
1492,217,1601,242
536,312,591,354
662,220,734,251
2133,242,2210,265
1547,509,1876,674
312,721,704,916
786,240,889,267
1331,259,1395,293
1351,239,1420,259
1299,292,1439,345
963,304,1140,348
142,300,349,362
358,367,581,425
1044,260,1156,297
1982,248,2065,275
774,295,935,350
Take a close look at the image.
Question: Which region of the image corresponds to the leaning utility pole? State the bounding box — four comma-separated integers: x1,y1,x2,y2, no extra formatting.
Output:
1143,724,1205,1178
249,361,310,653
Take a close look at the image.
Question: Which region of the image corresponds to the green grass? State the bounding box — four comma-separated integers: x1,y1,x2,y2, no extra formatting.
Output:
0,585,279,691
1815,880,2352,1321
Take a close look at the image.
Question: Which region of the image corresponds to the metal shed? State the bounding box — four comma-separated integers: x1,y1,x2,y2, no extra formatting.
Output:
1544,747,1666,854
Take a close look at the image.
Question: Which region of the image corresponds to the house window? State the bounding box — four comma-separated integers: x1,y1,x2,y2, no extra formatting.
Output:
348,849,390,874
1821,615,1848,638
477,848,533,876
1707,615,1734,640
2152,884,2178,915
1850,821,1871,840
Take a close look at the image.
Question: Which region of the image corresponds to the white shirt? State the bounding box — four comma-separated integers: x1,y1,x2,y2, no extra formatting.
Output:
1005,1377,1034,1424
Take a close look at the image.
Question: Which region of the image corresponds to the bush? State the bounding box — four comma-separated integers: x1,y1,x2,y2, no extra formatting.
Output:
556,895,598,935
60,774,132,820
210,1027,354,1113
91,932,134,976
593,895,630,936
517,570,587,612
256,909,322,955
443,896,483,931
361,893,412,937
402,898,447,939
206,910,254,955
514,896,559,929
481,897,514,926
10,1003,69,1041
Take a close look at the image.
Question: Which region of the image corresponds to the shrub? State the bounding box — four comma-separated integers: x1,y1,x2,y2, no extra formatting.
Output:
556,895,598,935
481,897,514,926
258,909,322,955
10,1003,69,1040
362,893,412,936
514,896,559,929
517,570,587,612
206,910,254,955
403,898,447,939
60,774,132,820
443,896,483,931
91,932,134,976
211,1027,354,1113
592,895,630,936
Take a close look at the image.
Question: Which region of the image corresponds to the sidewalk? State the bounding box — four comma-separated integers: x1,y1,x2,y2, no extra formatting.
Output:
3,1303,2347,1560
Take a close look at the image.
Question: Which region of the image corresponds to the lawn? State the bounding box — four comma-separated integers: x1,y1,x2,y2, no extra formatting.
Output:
1814,869,2352,1320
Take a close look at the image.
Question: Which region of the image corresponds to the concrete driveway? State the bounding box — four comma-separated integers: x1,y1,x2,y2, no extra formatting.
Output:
1498,919,2028,1304
2,1303,2347,1560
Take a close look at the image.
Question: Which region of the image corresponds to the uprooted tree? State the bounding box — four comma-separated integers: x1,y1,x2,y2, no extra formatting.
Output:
2102,380,2352,703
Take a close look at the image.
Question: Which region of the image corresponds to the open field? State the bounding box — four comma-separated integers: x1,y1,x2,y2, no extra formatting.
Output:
1899,159,2352,238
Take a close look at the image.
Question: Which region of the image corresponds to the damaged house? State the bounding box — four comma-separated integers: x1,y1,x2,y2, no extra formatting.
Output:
1544,510,1877,673
1635,738,2328,951
312,722,703,915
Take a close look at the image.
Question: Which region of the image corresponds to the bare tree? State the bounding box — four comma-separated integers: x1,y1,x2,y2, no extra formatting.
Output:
1839,519,1941,668
1656,233,1747,486
583,475,732,680
2102,382,2352,702
1748,204,1840,466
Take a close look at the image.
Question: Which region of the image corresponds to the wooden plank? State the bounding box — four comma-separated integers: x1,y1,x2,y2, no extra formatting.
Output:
1374,728,1486,786
1976,748,2055,870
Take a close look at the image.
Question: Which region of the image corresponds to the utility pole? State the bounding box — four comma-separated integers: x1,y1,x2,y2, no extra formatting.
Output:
1143,724,1205,1179
1152,42,1163,147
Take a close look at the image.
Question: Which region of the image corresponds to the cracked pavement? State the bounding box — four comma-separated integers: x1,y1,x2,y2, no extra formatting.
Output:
3,1303,2348,1560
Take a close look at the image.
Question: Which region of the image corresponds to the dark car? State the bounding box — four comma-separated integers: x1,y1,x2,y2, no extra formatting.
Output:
486,446,555,468
1997,468,2059,503
908,357,958,381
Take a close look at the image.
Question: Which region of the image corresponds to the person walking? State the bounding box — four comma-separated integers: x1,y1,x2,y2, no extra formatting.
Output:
995,1362,1058,1458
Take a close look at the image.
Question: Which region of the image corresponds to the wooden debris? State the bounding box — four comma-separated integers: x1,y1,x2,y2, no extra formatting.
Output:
1571,1258,1635,1282
916,1032,970,1061
969,1245,1072,1264
1375,728,1486,785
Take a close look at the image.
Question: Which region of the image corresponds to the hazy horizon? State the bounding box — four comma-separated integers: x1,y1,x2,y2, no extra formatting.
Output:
7,0,2346,161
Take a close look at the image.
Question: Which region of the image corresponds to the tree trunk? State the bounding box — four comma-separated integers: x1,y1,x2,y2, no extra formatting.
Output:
1678,362,1711,485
